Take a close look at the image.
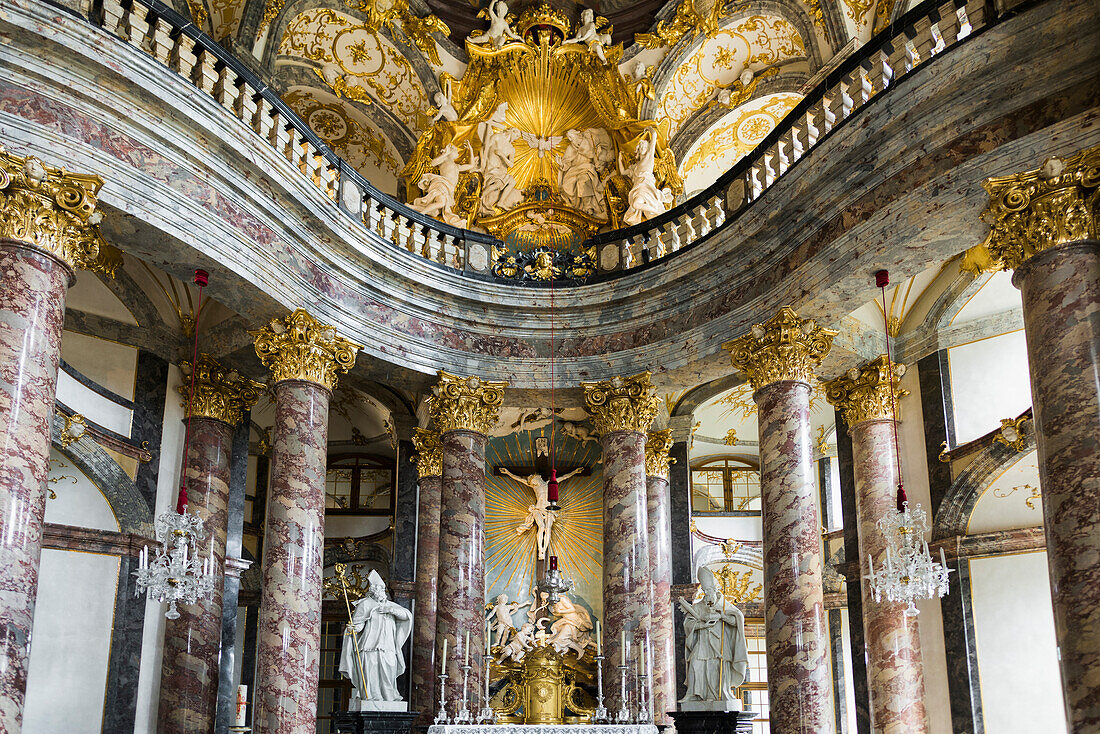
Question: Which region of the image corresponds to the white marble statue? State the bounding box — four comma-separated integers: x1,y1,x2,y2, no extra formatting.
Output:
500,466,585,559
565,9,611,63
411,142,477,227
339,570,414,710
468,0,523,49
429,92,458,124
499,622,537,663
679,566,749,707
478,103,525,215
487,593,531,646
548,596,594,656
620,128,672,226
559,129,606,217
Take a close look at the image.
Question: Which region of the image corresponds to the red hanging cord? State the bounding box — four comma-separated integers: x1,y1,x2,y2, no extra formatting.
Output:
876,270,907,512
177,269,208,514
547,259,559,505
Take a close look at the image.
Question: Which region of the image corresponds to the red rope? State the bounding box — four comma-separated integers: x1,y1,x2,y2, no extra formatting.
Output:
548,260,557,501
879,278,907,512
177,272,206,514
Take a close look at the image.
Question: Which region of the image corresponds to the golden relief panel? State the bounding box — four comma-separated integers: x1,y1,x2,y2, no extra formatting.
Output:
657,15,805,132
283,88,401,182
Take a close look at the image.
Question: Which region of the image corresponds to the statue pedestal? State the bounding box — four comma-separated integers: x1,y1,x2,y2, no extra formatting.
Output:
668,710,755,734
334,710,420,734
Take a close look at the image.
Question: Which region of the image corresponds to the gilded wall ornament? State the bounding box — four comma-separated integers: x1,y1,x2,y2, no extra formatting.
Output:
411,427,443,477
0,148,109,276
250,309,362,391
428,371,507,434
581,371,661,435
713,564,762,603
177,353,265,426
635,0,730,49
963,145,1099,274
645,429,676,479
992,416,1030,452
723,307,838,390
823,355,909,426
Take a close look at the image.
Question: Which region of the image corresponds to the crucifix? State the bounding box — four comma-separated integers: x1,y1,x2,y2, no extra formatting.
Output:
493,464,590,562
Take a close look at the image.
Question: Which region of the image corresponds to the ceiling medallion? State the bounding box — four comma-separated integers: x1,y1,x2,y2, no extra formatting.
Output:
403,2,682,278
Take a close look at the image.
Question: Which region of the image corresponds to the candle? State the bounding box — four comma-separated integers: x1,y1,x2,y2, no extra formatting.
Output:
486,618,491,655
596,620,602,654
233,685,247,727
620,630,626,661
549,555,558,571
464,630,470,666
638,642,643,675
441,637,448,675
939,546,948,569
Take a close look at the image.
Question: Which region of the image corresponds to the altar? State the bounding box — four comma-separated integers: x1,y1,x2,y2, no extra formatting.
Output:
428,725,659,734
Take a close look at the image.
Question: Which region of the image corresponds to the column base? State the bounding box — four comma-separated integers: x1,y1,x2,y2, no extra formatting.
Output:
334,710,420,734
668,710,755,734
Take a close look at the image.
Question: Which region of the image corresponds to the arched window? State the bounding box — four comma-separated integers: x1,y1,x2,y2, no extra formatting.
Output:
691,457,761,514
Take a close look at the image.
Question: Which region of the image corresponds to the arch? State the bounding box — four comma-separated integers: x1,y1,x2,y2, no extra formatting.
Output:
670,373,747,417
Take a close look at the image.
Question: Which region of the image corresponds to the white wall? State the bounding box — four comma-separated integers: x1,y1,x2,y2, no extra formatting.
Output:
44,447,120,532
969,552,1066,733
948,331,1031,444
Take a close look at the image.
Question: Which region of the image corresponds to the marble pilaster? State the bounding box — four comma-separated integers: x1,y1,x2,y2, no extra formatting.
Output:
583,373,660,714
645,430,675,723
826,357,928,734
411,428,443,721
725,308,836,734
0,150,106,731
250,310,360,734
667,422,693,702
431,372,505,707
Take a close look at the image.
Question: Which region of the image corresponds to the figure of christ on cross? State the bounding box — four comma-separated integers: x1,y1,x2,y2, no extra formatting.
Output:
497,466,586,560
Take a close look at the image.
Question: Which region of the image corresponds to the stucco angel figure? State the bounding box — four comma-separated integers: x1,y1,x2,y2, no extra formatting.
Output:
478,103,525,215
468,0,523,49
564,9,612,63
500,466,585,559
411,142,477,227
620,129,673,226
486,593,531,646
428,92,458,124
339,570,414,709
559,129,606,217
631,61,655,103
679,566,749,704
499,622,537,663
548,596,594,656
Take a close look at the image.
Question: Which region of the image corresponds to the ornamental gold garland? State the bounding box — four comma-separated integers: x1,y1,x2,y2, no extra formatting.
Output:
250,309,362,391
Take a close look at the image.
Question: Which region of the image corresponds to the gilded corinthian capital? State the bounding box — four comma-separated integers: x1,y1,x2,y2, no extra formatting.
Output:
645,429,676,479
824,355,909,426
723,307,837,390
178,354,265,425
411,427,443,478
962,145,1100,274
0,147,113,275
428,371,507,434
582,371,661,436
250,309,361,391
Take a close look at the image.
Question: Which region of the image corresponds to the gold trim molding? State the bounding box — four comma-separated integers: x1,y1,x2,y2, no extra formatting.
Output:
963,145,1100,274
0,147,110,275
645,429,676,479
428,371,507,435
582,371,660,435
723,307,837,390
411,427,443,478
824,355,909,426
178,353,264,426
250,309,361,391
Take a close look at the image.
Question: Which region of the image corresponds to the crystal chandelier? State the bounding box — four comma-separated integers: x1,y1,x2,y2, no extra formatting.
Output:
134,269,218,619
863,270,952,615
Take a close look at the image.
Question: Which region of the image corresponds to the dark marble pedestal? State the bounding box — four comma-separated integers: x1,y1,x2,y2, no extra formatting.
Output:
334,710,420,734
668,710,755,734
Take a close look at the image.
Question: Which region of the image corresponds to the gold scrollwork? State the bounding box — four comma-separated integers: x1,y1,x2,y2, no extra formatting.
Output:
322,561,369,600
250,309,362,391
713,563,763,603
178,353,265,426
992,482,1042,510
824,355,909,427
992,416,1030,452
635,0,731,49
582,371,661,436
723,307,838,390
428,371,507,434
645,429,676,479
411,427,442,478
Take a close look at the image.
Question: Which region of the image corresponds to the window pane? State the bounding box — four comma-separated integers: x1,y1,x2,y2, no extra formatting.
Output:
358,468,392,510
325,469,353,509
691,469,726,512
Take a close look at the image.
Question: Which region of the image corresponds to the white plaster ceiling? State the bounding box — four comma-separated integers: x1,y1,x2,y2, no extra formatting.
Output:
952,270,1022,325
968,449,1043,534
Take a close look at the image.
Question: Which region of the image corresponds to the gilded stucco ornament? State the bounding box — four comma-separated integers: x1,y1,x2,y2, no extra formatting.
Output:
723,307,838,390
582,371,661,435
823,355,909,426
428,371,507,434
635,0,730,49
177,354,265,426
963,145,1100,274
411,427,443,478
645,429,676,479
0,147,111,277
250,309,362,391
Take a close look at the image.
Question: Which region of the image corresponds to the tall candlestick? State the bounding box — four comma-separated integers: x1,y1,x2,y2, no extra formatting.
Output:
464,630,470,666
441,637,448,675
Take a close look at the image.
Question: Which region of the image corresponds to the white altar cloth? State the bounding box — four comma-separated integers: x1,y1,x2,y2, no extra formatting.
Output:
428,726,659,734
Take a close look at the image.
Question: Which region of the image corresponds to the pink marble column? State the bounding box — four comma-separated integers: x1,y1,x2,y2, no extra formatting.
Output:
645,472,674,723
1015,240,1100,733
0,241,71,732
411,428,443,720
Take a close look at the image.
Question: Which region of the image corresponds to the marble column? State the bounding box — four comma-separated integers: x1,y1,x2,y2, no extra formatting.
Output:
975,146,1100,733
410,428,443,721
159,356,263,734
583,372,660,715
645,429,676,723
0,150,108,731
725,307,836,734
667,418,694,702
826,356,928,734
431,372,506,709
250,310,360,734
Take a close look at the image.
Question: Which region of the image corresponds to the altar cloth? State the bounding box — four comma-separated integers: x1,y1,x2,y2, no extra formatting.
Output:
428,725,659,733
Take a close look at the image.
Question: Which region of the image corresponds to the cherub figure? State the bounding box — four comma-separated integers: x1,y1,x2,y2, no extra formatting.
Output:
468,0,523,49
500,466,585,559
619,129,672,226
410,142,477,227
499,622,537,663
565,9,612,63
486,593,531,646
428,92,458,124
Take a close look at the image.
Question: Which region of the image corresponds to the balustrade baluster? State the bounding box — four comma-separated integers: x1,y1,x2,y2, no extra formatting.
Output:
215,67,239,112
170,36,197,78
193,48,218,95
124,5,151,51
150,17,174,64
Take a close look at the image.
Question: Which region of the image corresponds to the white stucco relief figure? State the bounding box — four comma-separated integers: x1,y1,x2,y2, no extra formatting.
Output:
339,570,414,710
499,622,538,663
679,566,749,707
500,466,584,560
478,103,525,215
564,9,611,63
620,128,672,226
486,593,532,646
559,129,609,217
468,0,523,49
411,142,477,227
547,596,594,656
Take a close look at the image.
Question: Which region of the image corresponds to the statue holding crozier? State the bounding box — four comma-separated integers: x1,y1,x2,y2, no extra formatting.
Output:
679,566,750,709
338,569,414,710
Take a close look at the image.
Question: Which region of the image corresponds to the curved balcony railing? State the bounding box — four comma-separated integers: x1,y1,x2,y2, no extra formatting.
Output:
96,0,1001,283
